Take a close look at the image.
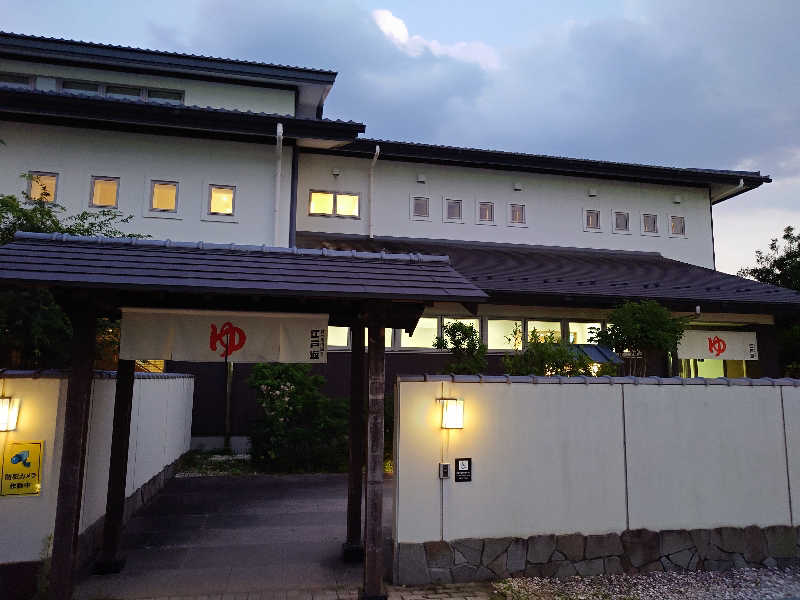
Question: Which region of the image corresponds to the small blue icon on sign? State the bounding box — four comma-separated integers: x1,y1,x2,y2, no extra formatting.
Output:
11,450,30,468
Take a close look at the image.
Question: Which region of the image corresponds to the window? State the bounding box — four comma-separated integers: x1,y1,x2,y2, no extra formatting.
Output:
58,78,183,104
90,177,119,207
150,181,178,212
568,322,602,344
613,210,630,233
106,84,141,99
400,317,438,348
327,326,349,348
584,209,601,231
642,213,659,234
478,202,494,223
147,89,183,104
209,185,235,215
444,198,463,222
309,191,360,217
487,319,522,350
62,80,101,95
0,72,32,89
671,216,686,236
443,317,480,335
509,203,526,225
527,320,561,342
411,196,430,219
27,172,58,202
364,328,394,348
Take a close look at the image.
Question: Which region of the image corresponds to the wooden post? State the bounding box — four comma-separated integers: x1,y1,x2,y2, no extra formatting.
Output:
362,323,386,600
95,358,136,574
344,325,366,562
49,304,97,600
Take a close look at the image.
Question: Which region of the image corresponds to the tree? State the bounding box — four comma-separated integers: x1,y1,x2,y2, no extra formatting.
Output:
434,321,488,374
590,300,691,377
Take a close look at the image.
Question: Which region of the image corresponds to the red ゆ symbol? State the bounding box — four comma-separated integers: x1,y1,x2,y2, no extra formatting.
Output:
210,322,247,358
707,335,727,357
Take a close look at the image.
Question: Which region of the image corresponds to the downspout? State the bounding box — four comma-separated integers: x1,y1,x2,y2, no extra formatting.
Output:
288,147,299,248
273,123,284,246
368,144,380,238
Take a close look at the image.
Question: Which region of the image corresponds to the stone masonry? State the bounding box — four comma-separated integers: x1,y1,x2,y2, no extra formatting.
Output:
395,526,800,585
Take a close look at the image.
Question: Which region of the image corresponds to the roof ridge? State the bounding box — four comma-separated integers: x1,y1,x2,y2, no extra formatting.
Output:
12,232,451,265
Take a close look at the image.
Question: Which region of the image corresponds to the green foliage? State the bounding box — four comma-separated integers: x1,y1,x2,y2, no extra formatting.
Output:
502,327,597,376
433,321,488,374
248,363,349,473
590,300,690,376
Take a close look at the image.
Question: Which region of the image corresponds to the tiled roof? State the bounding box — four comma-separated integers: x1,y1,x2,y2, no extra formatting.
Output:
297,232,800,310
0,233,487,303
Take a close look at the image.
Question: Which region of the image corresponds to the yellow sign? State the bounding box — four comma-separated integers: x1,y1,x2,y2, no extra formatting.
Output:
2,441,43,496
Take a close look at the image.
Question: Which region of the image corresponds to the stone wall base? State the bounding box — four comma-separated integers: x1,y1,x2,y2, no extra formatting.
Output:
395,526,800,585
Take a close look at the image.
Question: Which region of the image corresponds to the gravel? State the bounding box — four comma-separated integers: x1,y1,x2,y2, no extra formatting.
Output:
494,567,800,600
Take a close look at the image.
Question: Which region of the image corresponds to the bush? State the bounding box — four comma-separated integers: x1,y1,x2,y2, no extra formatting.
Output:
503,328,597,376
249,363,348,472
433,321,488,374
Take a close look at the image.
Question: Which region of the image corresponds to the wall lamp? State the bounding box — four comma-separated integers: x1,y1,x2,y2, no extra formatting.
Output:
0,396,21,431
439,397,464,429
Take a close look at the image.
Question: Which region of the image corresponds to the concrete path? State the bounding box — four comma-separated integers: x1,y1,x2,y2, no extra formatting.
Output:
76,473,394,599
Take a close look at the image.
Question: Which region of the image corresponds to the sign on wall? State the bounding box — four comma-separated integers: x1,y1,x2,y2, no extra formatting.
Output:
677,330,759,361
1,441,43,496
120,308,329,363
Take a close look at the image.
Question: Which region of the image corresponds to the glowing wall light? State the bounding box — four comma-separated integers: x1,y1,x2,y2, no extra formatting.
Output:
440,398,464,429
0,397,21,431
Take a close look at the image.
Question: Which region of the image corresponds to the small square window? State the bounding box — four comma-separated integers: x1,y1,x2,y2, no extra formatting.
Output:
509,203,526,225
445,198,462,221
27,172,58,203
412,196,430,219
671,216,686,236
151,181,178,212
147,89,183,104
613,211,629,232
209,185,235,215
62,80,100,95
335,193,359,217
643,213,658,234
0,73,32,89
309,191,334,215
585,209,601,230
90,177,119,207
106,84,141,99
478,202,494,223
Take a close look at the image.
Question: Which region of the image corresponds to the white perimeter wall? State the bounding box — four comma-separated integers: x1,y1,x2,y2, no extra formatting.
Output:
394,378,799,544
0,374,194,564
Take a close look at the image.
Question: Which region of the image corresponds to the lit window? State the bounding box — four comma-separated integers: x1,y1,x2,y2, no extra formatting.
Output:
106,85,141,99
412,196,430,219
150,181,178,212
209,185,235,215
527,320,561,342
487,319,522,350
478,202,494,223
509,203,525,224
336,194,359,217
328,326,349,348
147,89,183,104
643,213,658,233
364,328,394,348
443,317,480,335
309,192,334,215
585,209,601,230
28,172,58,202
90,177,119,207
309,192,360,217
671,216,685,236
62,80,100,95
400,317,438,348
445,198,462,221
613,211,629,232
0,73,32,89
568,322,602,344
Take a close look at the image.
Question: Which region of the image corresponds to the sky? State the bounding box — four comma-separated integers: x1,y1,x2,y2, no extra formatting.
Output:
1,0,798,274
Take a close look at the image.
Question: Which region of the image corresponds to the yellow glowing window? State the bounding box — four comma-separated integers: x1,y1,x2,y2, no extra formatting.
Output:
328,326,350,348
309,192,334,215
527,320,562,342
209,185,235,215
151,182,177,211
443,318,480,335
400,317,438,348
487,319,522,350
568,322,602,344
28,172,57,202
364,328,394,348
309,191,360,217
91,177,119,207
336,194,359,217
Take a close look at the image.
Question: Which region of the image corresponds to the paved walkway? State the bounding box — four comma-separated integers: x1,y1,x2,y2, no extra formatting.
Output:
76,473,394,599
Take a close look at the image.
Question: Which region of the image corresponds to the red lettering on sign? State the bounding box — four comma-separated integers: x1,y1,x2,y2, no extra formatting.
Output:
210,322,247,358
708,335,727,357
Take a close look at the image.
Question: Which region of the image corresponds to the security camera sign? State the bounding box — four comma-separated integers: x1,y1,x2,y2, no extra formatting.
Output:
1,441,43,496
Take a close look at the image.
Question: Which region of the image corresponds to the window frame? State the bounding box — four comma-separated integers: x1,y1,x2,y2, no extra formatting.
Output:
410,195,432,221
206,184,237,217
0,72,34,90
507,202,528,227
583,208,603,232
149,180,179,214
57,78,184,105
146,87,185,105
641,212,660,236
611,208,632,235
442,197,465,223
27,171,59,203
89,176,120,208
669,215,687,238
308,190,361,219
476,201,496,225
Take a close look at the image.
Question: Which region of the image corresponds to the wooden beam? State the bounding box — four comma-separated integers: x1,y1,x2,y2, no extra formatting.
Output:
362,323,386,600
95,358,136,574
48,304,97,600
344,325,367,562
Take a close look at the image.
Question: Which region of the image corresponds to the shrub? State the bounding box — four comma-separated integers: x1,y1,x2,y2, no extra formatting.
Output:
249,363,348,472
503,328,598,376
433,321,488,374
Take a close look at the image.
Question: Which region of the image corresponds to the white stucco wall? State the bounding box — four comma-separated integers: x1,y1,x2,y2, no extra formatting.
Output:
0,374,194,565
0,58,296,115
394,378,797,545
0,122,294,246
297,154,715,268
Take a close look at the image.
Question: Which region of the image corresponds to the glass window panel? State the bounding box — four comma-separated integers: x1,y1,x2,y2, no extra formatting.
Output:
614,211,629,231
643,214,658,233
443,317,480,335
510,203,525,224
336,193,359,217
328,326,349,348
479,202,494,222
29,173,57,202
310,191,334,214
671,216,685,235
695,359,724,378
364,328,394,348
0,73,31,88
151,182,177,211
147,89,183,104
446,199,462,220
726,360,746,378
568,322,602,344
209,186,234,215
106,85,141,98
527,320,561,342
91,178,118,207
585,209,600,229
413,196,429,218
400,317,438,348
63,80,100,94
487,319,522,350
